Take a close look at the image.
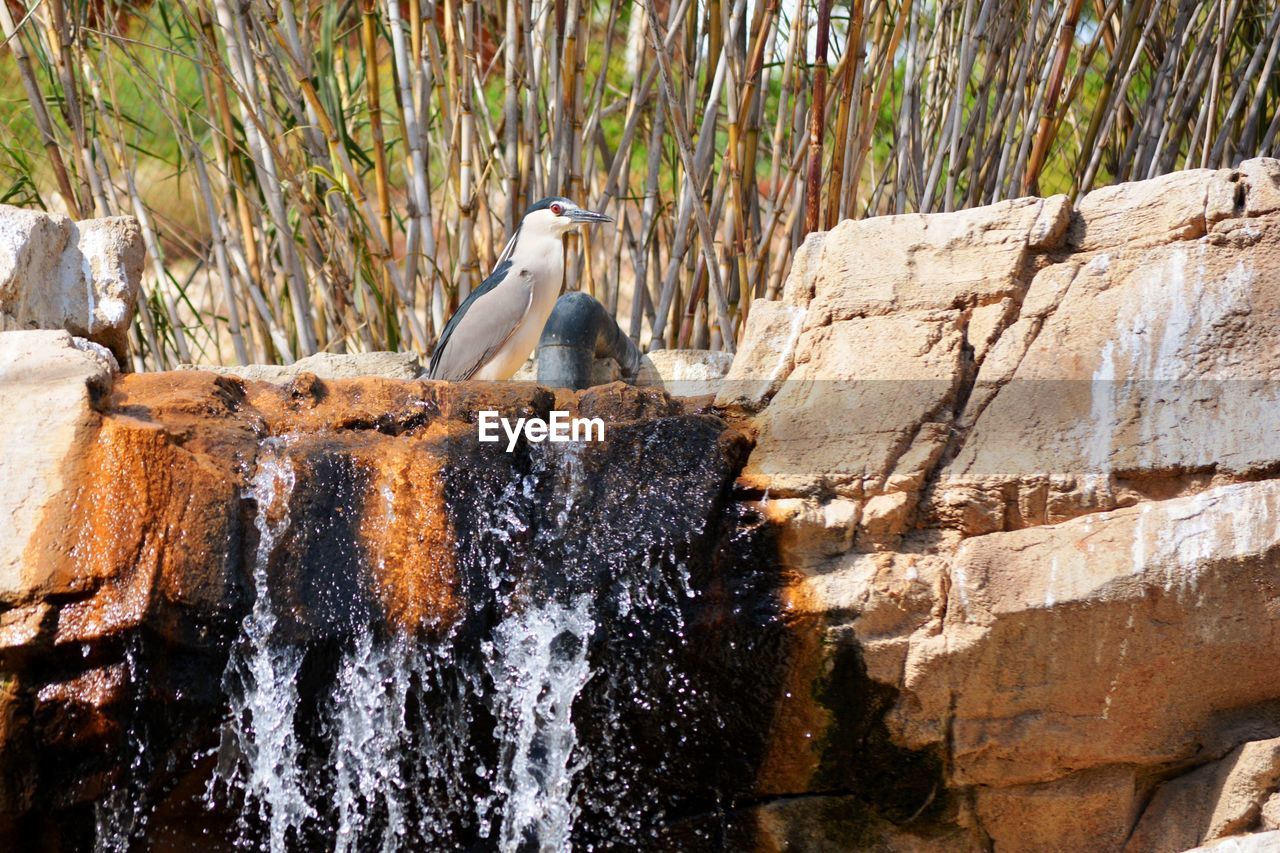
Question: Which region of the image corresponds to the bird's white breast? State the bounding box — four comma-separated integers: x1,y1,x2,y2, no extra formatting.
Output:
473,236,565,380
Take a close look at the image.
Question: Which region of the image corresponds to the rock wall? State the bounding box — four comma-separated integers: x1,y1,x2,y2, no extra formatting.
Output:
727,159,1280,851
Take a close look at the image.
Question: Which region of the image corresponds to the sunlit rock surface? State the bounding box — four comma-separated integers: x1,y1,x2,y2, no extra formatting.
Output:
0,206,143,362
178,350,426,382
733,157,1280,851
634,349,735,398
0,330,115,603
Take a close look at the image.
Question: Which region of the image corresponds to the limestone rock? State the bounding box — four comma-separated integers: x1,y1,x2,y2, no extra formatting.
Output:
1262,794,1280,832
755,497,860,569
0,602,51,651
51,412,249,646
884,423,951,495
181,349,424,382
0,206,143,361
34,664,129,751
973,765,1140,853
740,311,965,498
714,161,1280,850
804,552,946,684
635,348,734,397
952,258,1080,436
1180,831,1280,852
1127,737,1280,852
858,492,914,542
714,299,806,411
903,481,1280,786
1029,194,1073,249
1071,168,1218,251
69,337,120,376
802,197,1064,324
1237,157,1280,217
935,218,1280,533
732,190,1075,502
781,231,826,307
965,297,1017,366
0,330,113,604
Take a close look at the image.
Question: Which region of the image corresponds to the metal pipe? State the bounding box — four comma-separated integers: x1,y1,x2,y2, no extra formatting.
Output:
536,292,642,389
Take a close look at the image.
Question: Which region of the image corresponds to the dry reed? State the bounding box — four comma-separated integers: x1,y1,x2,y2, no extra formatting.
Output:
2,0,1279,368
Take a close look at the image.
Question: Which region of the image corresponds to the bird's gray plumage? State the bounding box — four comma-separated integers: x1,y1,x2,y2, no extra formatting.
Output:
426,197,612,381
427,259,526,380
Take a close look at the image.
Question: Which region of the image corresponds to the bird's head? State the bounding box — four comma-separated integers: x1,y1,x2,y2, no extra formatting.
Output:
524,196,613,237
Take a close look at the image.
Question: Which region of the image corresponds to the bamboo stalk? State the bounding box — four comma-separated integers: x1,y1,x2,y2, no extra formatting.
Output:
362,0,396,344
645,0,735,352
0,1,82,216
386,0,432,348
502,0,520,235
804,0,832,235
1024,0,1086,195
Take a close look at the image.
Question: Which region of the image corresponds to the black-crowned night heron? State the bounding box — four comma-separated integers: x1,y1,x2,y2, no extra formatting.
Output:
427,197,613,381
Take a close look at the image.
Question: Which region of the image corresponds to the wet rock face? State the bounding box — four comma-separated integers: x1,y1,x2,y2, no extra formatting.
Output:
0,365,837,848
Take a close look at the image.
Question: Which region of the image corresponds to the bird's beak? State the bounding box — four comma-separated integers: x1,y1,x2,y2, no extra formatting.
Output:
566,208,613,225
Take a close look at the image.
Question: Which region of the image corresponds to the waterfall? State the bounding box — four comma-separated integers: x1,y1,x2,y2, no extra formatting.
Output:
485,596,595,852
207,440,624,850
328,628,418,852
483,441,598,851
91,638,149,853
194,418,783,851
214,439,315,850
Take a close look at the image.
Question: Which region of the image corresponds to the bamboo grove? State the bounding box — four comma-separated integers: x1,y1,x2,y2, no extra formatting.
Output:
3,0,1280,368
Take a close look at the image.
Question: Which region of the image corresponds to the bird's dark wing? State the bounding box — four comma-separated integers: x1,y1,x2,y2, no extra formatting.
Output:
427,259,532,380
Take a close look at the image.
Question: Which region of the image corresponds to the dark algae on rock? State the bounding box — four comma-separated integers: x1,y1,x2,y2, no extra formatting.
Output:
3,374,893,850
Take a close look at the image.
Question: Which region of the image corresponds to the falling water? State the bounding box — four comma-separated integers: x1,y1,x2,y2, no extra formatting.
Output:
214,439,314,850
196,416,786,851
91,638,149,853
328,628,417,852
485,597,595,852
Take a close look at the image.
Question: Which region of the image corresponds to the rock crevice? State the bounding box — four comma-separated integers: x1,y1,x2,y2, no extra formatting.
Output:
732,159,1280,851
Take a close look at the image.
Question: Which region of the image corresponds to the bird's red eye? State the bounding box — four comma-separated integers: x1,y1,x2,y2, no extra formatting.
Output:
551,203,563,215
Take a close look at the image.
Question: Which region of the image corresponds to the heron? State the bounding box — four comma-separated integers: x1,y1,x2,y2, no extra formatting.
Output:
426,197,613,381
